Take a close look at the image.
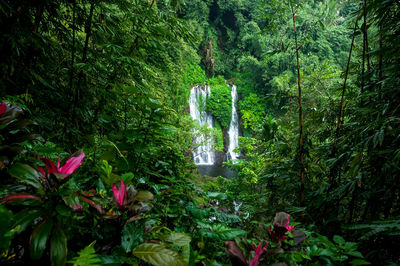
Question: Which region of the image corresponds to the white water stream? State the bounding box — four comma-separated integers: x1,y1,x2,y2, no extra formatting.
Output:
189,85,215,165
227,85,240,161
189,84,240,166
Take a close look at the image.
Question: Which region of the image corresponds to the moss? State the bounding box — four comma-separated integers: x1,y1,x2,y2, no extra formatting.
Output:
206,78,232,128
182,62,207,89
207,75,226,87
214,120,224,151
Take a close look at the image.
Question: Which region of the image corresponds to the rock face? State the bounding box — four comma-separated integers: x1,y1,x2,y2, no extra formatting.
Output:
214,150,225,166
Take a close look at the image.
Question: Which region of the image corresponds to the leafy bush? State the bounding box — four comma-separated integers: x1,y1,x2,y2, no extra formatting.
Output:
206,83,232,128
213,120,224,151
239,93,266,130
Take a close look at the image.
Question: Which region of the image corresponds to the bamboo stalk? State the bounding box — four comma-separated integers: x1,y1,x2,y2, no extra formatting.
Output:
289,0,305,205
76,0,95,89
361,0,367,106
329,15,359,184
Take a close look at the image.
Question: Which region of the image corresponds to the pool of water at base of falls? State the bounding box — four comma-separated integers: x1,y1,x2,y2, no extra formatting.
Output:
196,164,238,179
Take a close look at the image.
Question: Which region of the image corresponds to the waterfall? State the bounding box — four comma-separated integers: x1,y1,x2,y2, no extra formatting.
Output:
189,85,215,165
227,85,240,161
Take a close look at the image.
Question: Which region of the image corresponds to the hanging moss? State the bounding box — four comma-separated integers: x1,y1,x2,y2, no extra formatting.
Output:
206,81,232,128
214,120,224,151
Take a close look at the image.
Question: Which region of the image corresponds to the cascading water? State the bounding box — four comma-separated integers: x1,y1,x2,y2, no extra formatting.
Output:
227,85,240,161
189,85,215,165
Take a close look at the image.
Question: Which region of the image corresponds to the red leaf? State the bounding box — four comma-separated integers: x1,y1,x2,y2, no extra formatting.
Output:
0,194,43,204
79,195,104,214
0,102,7,115
226,241,247,265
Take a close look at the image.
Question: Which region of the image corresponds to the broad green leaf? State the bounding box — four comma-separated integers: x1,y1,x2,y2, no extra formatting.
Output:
199,224,247,241
343,242,358,251
56,204,72,216
161,232,191,247
8,163,41,188
30,219,54,259
333,235,345,245
350,259,371,265
133,191,154,201
13,209,42,234
0,205,13,251
121,222,143,253
345,250,364,259
133,243,186,266
50,225,67,266
181,244,190,264
121,172,134,183
207,192,227,201
186,205,208,219
315,249,335,258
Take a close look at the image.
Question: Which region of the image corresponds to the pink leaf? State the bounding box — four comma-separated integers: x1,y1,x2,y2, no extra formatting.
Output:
72,203,83,212
57,153,85,175
284,215,294,232
249,242,268,266
111,180,126,209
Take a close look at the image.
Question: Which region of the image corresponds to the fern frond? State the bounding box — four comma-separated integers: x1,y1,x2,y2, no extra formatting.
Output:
343,220,400,240
68,241,101,266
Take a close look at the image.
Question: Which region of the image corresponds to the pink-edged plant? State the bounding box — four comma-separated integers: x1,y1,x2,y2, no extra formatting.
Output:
226,240,268,266
37,152,85,179
249,242,268,266
268,212,295,242
0,150,100,265
108,179,154,214
111,180,127,209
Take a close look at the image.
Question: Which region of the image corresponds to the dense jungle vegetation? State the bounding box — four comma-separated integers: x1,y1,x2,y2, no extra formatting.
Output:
0,0,399,265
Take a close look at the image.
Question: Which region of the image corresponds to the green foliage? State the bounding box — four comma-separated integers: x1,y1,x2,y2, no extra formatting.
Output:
30,219,54,260
121,222,143,253
213,120,224,151
343,220,400,240
182,63,207,90
239,93,265,130
206,82,232,128
69,241,101,266
161,232,191,247
50,225,68,266
0,0,399,265
304,234,370,265
198,223,247,241
132,243,186,266
0,205,13,254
